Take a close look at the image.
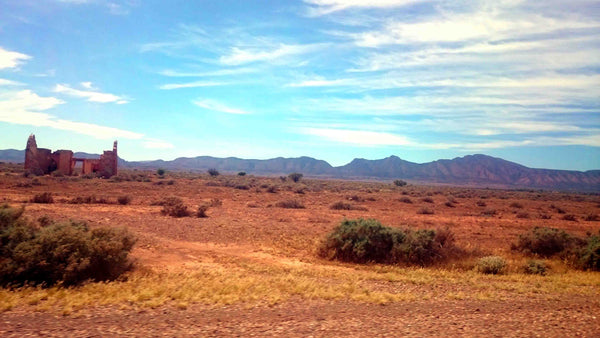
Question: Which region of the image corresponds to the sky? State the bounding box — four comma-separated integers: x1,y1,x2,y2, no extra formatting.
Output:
0,0,599,171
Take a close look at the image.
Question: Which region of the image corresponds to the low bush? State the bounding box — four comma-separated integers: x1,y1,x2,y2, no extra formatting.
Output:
584,214,599,222
399,197,413,204
577,233,600,271
417,207,434,215
117,195,132,205
288,172,303,183
196,205,209,218
516,212,529,219
0,204,135,287
318,219,457,266
31,192,53,204
207,168,220,177
237,172,246,176
512,226,575,257
562,214,577,221
513,227,599,271
476,256,507,275
275,199,305,209
161,203,190,217
481,209,497,216
330,201,367,211
421,197,434,203
509,202,523,209
476,200,487,207
209,198,223,207
523,260,548,276
393,179,407,187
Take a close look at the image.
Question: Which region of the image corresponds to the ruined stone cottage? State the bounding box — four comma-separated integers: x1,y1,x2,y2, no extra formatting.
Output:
24,134,118,178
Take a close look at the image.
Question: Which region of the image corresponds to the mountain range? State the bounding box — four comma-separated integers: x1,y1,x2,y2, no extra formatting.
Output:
1,149,598,192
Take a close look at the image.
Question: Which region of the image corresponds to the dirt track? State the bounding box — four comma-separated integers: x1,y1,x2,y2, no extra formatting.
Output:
2,297,599,337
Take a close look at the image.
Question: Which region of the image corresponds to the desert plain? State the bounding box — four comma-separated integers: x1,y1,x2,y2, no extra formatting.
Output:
1,163,599,337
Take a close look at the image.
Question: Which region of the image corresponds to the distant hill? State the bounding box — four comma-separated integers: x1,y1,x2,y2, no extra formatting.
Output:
1,149,598,191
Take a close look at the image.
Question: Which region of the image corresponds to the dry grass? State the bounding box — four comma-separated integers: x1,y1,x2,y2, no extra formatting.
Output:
1,253,598,314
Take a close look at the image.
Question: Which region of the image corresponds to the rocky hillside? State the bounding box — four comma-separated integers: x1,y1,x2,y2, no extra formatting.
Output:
1,149,598,191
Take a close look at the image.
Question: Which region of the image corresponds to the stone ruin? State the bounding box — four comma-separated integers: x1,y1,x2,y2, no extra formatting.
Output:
24,134,118,178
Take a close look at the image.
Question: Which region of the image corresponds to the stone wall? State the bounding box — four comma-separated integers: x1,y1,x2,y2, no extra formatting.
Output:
24,134,118,178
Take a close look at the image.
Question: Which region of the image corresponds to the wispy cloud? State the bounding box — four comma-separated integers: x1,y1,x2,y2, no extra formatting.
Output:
53,83,129,104
0,47,31,70
159,67,257,77
159,81,226,90
302,127,413,145
219,43,323,66
304,0,421,16
0,90,142,139
299,127,600,150
193,99,250,115
0,78,23,86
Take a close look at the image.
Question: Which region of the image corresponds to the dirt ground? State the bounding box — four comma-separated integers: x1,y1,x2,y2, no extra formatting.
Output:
1,168,599,336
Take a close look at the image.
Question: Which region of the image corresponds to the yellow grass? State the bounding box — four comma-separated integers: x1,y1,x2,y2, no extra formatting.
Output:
2,253,599,314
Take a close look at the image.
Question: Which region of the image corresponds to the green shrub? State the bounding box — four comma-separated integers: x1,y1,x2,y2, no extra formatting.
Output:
156,168,166,176
207,168,220,177
393,179,407,187
476,256,507,275
0,205,135,287
237,172,246,176
577,233,600,271
275,199,305,209
523,260,548,276
288,172,303,183
31,192,53,204
512,227,575,257
318,219,456,266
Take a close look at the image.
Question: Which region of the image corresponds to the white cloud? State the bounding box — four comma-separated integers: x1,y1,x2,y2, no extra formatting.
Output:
219,44,322,66
53,83,129,104
0,78,23,86
0,47,31,70
304,0,421,16
302,127,414,146
193,99,250,115
159,67,257,77
350,7,598,47
0,90,143,140
159,81,226,90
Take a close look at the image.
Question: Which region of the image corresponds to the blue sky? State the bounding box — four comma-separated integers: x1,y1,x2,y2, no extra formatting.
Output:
0,0,599,170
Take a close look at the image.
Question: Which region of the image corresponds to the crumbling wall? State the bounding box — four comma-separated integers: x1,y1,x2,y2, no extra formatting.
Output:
24,134,118,178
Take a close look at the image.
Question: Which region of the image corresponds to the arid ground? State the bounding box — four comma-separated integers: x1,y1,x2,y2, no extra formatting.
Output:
1,165,599,336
